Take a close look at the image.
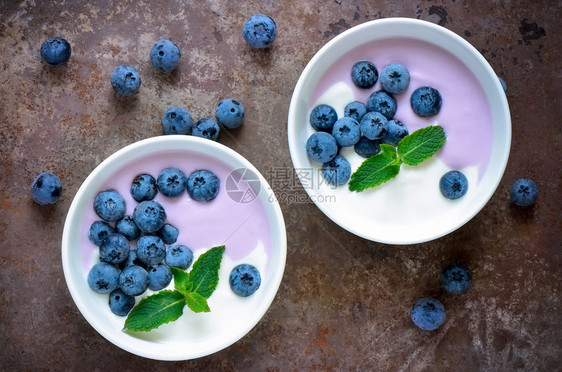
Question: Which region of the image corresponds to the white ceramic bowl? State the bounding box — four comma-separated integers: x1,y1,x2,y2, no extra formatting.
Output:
62,136,286,360
287,18,511,244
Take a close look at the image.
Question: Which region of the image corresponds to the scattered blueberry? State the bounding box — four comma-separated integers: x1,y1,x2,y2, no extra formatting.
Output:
310,104,338,132
165,244,194,270
354,137,381,158
147,265,173,291
216,99,245,129
115,216,140,241
187,169,220,202
366,90,397,120
31,172,62,205
161,107,193,135
383,119,409,147
110,65,141,96
136,235,166,266
99,233,130,265
87,262,119,294
242,14,277,48
498,76,507,93
440,170,468,200
411,86,442,117
94,190,126,222
411,298,446,331
360,111,389,140
192,118,220,141
40,37,71,66
441,263,472,294
109,288,135,316
332,117,361,147
510,178,538,207
130,174,158,202
380,63,410,94
119,265,149,296
88,221,115,246
351,61,378,89
157,223,179,245
344,101,367,122
321,155,352,186
305,132,338,163
118,249,147,271
150,39,181,72
133,200,167,233
157,167,188,198
229,264,261,297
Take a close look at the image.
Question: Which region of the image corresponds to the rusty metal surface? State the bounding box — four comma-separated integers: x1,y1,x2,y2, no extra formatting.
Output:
1,0,560,370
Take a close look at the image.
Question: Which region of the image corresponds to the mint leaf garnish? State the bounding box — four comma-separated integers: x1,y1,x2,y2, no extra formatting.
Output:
397,125,446,165
170,266,192,295
123,290,185,332
188,245,225,298
184,292,211,313
380,143,398,158
348,149,401,192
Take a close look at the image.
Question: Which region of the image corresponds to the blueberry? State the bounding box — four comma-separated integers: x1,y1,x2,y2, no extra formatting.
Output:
360,111,389,140
115,216,140,241
242,14,277,48
321,155,351,186
118,249,148,271
383,119,409,147
31,172,62,205
161,107,193,135
440,170,468,200
136,235,166,266
157,223,179,244
150,39,181,72
216,99,245,129
498,76,507,93
411,86,442,117
119,265,149,296
305,132,338,163
87,262,119,294
380,63,410,94
354,137,382,158
110,65,141,96
88,221,115,246
309,104,338,132
157,167,187,198
40,37,71,66
510,178,538,207
351,61,378,89
99,233,130,265
344,101,367,122
229,264,261,297
366,91,397,120
130,174,157,202
94,190,126,222
133,200,166,233
441,263,472,294
192,118,220,141
147,265,173,291
165,244,194,270
109,288,135,316
411,298,446,331
331,117,361,147
187,169,220,202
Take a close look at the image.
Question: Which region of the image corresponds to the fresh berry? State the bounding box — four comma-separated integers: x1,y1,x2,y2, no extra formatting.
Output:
94,190,126,222
109,288,135,316
136,235,166,266
165,244,194,270
321,155,351,186
354,137,381,158
344,101,367,122
130,174,157,202
383,119,409,147
332,117,361,147
380,63,410,94
498,76,507,93
31,172,62,205
110,65,141,96
87,262,119,294
411,86,442,117
510,178,538,207
351,61,378,89
242,14,277,48
99,233,130,265
40,37,71,66
157,223,179,244
440,171,468,200
229,264,261,297
411,298,446,331
115,216,140,241
309,104,338,132
216,99,245,129
119,265,149,296
366,90,397,120
147,264,173,291
305,132,338,163
360,111,389,140
192,118,220,141
133,200,167,233
118,249,148,271
187,169,220,202
161,107,193,135
88,221,115,246
441,263,472,294
150,39,181,72
157,167,187,198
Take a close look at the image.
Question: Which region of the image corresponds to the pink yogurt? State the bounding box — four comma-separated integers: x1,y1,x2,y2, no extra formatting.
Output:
311,37,494,179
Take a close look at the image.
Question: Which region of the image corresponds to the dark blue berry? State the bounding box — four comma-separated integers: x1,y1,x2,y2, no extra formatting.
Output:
344,101,367,122
360,111,389,140
88,221,115,246
216,99,245,129
133,200,166,233
161,107,193,135
383,119,409,147
87,262,119,294
306,132,338,163
351,61,378,89
310,104,338,132
321,155,351,186
157,223,179,244
366,91,397,120
130,174,158,202
31,172,62,205
110,65,141,96
192,118,220,141
411,86,442,117
40,37,71,66
332,117,361,147
242,14,277,48
147,265,173,291
115,216,140,241
187,169,220,202
380,63,410,94
118,249,148,271
109,288,135,316
441,263,472,294
94,190,126,222
510,178,538,207
440,171,468,200
136,235,166,266
119,265,149,296
411,298,446,331
157,167,187,198
165,244,194,270
354,137,382,158
229,264,261,297
150,39,181,72
99,233,130,265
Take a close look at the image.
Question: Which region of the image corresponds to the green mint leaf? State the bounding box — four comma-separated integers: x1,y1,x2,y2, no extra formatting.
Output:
380,143,398,159
170,267,192,295
123,290,185,332
187,245,225,298
349,150,401,192
397,125,446,166
184,292,211,313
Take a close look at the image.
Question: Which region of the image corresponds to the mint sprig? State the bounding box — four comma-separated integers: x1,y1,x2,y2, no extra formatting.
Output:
123,245,225,332
349,125,446,192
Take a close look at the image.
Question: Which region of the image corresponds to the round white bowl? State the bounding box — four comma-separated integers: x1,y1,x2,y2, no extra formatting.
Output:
287,18,511,244
62,136,286,360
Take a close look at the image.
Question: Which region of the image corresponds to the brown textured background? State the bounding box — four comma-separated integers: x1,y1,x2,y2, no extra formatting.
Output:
1,0,561,370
